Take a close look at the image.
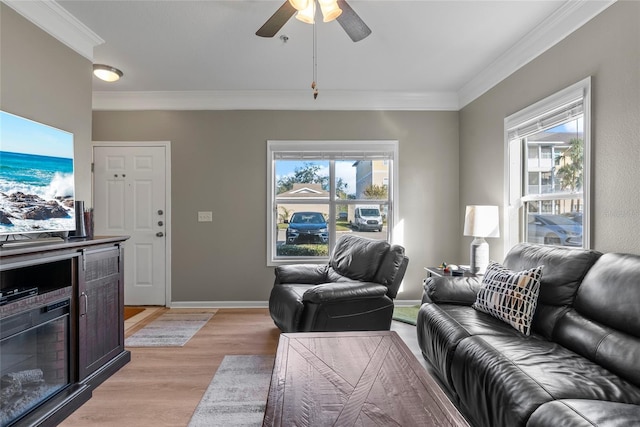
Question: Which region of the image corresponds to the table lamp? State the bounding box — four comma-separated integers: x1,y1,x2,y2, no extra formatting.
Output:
464,205,500,274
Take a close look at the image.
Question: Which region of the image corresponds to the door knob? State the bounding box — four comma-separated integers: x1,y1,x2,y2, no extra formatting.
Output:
156,232,164,237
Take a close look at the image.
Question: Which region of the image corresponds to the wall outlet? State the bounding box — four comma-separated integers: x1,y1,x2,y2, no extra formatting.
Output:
198,211,213,222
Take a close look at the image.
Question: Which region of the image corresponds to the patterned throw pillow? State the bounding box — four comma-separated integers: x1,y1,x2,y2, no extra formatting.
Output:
472,261,543,335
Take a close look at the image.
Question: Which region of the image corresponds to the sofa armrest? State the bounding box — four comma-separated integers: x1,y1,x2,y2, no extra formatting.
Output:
274,264,329,285
423,276,482,305
303,282,388,303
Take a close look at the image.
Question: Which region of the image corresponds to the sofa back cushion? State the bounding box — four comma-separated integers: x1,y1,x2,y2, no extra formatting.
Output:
574,253,640,337
503,243,602,337
329,234,390,282
504,243,602,306
553,253,640,387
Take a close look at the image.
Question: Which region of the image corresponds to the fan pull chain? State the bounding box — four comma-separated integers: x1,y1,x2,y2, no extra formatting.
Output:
312,17,318,99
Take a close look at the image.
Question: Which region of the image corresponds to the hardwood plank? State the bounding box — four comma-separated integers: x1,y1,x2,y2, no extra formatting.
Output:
60,308,280,427
61,311,466,427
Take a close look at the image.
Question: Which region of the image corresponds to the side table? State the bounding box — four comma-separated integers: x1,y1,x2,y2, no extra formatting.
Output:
424,266,477,278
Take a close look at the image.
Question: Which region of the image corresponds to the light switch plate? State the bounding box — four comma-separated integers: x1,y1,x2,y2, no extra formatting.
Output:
198,211,213,222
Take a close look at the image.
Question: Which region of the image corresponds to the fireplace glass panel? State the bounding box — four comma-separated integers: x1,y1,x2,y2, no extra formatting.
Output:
1,301,70,427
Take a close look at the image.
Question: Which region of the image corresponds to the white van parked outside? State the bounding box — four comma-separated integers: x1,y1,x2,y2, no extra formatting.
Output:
350,205,383,232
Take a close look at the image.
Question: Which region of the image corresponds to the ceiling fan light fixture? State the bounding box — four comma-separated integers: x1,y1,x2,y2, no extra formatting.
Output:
295,2,315,24
288,0,310,11
93,64,123,82
318,0,342,22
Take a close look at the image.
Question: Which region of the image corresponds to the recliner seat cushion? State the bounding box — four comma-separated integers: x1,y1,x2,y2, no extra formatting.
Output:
450,335,640,427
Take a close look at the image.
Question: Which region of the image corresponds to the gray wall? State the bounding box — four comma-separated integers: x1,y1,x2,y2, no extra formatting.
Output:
0,5,93,202
459,0,640,261
10,0,636,305
92,110,460,302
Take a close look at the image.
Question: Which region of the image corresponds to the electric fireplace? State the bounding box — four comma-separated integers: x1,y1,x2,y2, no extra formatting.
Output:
0,290,71,427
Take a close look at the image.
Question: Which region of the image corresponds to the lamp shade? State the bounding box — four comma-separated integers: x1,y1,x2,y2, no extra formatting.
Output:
318,0,342,22
464,205,500,238
295,2,316,24
289,0,310,11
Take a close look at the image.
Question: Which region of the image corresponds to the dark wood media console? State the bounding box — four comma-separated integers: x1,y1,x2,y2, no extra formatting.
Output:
0,236,130,426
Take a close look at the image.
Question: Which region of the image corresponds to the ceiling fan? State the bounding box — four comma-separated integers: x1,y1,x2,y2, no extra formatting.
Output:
256,0,372,42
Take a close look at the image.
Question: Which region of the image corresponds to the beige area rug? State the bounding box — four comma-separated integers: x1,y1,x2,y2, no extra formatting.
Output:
125,312,215,347
188,355,275,427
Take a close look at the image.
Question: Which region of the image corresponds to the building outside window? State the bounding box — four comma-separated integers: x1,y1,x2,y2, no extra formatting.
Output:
505,77,591,250
267,140,398,265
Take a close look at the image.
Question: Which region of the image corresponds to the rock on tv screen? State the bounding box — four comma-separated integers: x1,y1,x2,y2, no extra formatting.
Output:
0,110,75,237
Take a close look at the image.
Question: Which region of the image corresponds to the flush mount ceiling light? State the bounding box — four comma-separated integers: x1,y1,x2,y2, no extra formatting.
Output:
92,64,123,82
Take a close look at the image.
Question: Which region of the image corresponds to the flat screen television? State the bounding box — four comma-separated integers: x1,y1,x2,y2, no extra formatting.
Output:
0,110,75,238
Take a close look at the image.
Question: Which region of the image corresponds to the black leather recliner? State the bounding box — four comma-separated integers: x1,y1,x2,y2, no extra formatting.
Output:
269,234,409,332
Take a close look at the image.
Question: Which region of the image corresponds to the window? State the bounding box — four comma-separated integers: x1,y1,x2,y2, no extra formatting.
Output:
505,77,591,250
267,140,398,265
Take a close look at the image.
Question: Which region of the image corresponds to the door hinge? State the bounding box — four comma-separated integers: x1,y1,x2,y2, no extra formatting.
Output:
91,162,94,173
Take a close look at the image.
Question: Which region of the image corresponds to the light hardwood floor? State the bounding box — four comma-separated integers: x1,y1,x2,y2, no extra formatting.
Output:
60,308,424,427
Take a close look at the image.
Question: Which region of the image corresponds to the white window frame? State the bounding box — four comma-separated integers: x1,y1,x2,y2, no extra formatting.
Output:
267,140,399,266
504,77,591,253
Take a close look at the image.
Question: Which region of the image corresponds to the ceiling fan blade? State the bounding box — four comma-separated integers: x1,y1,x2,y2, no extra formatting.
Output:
256,1,296,38
336,0,371,42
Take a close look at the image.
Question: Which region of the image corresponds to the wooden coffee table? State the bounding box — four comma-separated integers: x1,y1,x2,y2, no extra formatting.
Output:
263,331,469,426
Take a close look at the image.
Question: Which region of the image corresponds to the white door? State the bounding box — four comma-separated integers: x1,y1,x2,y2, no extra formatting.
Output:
93,145,167,306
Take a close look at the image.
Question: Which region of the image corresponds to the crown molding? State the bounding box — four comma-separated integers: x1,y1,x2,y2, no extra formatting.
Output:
92,90,460,111
6,0,615,110
2,0,103,60
458,0,616,108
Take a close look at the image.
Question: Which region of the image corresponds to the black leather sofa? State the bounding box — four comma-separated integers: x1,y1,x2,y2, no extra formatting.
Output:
269,234,408,332
417,243,640,427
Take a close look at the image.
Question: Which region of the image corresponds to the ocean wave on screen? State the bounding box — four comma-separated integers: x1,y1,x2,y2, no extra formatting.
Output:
0,217,75,233
0,179,45,197
44,173,74,199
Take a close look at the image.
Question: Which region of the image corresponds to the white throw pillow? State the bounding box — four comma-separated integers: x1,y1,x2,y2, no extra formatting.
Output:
472,261,543,335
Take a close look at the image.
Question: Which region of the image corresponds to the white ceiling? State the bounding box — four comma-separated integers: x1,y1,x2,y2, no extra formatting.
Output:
9,0,614,110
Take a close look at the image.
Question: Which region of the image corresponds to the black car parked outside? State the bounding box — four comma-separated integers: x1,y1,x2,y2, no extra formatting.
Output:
285,212,328,244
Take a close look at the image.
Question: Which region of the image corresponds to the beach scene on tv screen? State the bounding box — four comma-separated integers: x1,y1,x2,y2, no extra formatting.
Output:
0,111,75,235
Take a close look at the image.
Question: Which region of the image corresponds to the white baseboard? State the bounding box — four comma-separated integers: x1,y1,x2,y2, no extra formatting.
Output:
169,301,269,309
168,300,421,309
